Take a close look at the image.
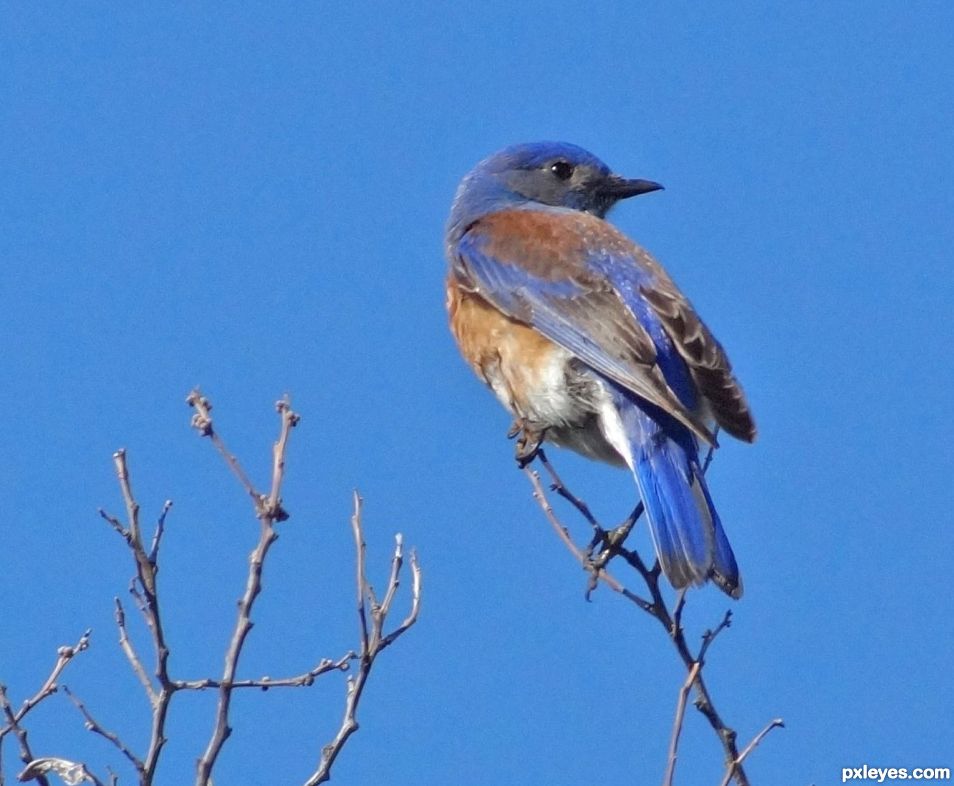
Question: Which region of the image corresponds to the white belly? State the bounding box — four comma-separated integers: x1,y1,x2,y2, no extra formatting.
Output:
487,347,627,467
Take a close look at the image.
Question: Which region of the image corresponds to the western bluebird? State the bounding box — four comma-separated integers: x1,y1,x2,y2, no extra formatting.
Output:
445,142,755,598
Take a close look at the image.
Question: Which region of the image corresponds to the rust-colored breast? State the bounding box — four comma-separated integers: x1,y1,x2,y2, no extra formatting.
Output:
446,275,560,416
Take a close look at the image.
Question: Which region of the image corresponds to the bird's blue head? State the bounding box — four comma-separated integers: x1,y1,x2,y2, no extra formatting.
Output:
446,141,662,242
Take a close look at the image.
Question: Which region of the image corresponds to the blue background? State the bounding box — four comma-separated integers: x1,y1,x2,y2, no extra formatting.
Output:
2,2,952,784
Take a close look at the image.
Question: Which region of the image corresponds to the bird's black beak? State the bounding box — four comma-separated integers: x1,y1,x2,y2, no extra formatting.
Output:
600,175,664,200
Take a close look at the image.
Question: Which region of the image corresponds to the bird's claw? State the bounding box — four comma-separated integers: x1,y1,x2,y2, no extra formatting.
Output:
508,419,547,467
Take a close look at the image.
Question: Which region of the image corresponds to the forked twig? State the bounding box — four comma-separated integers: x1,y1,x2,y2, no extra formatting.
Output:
102,449,174,783
717,719,785,786
303,494,422,786
0,630,91,741
194,395,299,786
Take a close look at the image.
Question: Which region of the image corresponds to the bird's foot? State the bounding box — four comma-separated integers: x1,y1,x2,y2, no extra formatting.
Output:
585,525,609,562
508,418,547,467
586,505,642,563
605,521,635,549
607,504,643,548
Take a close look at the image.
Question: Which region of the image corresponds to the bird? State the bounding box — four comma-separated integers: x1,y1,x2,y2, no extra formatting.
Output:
445,142,756,598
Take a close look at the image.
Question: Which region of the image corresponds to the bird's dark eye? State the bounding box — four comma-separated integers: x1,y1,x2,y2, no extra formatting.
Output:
550,161,574,180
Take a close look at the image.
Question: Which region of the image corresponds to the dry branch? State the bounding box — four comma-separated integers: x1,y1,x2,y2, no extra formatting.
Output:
191,394,298,785
100,449,174,784
662,661,701,786
61,686,143,773
717,719,785,786
524,448,782,786
0,630,92,786
303,493,422,786
2,392,422,786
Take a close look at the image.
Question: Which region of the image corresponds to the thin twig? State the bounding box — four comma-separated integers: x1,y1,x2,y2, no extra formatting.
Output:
98,509,129,541
148,500,173,564
698,610,733,664
662,661,701,786
524,466,654,612
114,598,155,704
537,451,600,530
351,493,371,657
0,630,91,742
304,498,422,786
186,389,261,507
0,685,50,786
717,719,785,786
0,631,92,786
61,685,144,774
173,652,354,691
104,450,174,784
380,549,422,651
193,510,278,776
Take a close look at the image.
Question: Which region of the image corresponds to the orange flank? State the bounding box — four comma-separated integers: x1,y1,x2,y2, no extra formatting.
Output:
446,276,560,418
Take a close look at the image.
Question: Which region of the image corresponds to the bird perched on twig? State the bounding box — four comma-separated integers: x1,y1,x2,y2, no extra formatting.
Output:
445,142,755,598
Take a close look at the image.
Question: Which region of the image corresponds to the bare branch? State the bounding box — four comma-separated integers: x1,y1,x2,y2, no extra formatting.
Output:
97,509,128,541
192,516,277,780
304,500,422,786
3,392,422,786
380,549,422,651
0,630,91,748
662,661,701,786
523,452,783,786
717,719,785,786
0,685,50,786
113,599,155,705
102,451,174,785
265,398,300,521
185,389,261,507
537,451,600,530
698,610,733,664
523,466,654,613
194,395,299,786
148,500,173,564
61,686,143,774
350,492,370,657
173,652,354,691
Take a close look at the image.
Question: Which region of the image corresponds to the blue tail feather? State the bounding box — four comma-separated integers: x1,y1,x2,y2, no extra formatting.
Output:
607,386,742,598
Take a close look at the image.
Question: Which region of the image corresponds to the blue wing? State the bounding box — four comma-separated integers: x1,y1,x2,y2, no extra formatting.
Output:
451,208,714,442
451,207,748,596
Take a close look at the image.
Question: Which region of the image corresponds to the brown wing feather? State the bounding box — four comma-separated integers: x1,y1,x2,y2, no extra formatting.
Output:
639,283,756,442
508,280,719,445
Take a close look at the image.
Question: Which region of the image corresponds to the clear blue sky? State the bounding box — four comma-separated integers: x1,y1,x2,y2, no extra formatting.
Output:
2,3,952,784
